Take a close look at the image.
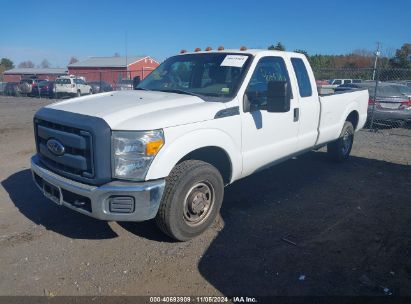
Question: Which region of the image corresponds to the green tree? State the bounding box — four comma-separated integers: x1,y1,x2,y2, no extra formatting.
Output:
390,43,411,68
0,58,14,80
268,42,285,51
0,58,14,70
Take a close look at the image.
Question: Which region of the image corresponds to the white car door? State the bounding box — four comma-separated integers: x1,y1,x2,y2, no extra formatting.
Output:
240,56,300,177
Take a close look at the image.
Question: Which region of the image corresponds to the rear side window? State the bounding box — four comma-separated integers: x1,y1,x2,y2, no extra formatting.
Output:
55,79,71,84
291,58,312,97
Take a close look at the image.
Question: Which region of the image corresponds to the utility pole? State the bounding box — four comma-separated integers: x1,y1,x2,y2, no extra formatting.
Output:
125,31,128,81
370,42,381,130
372,42,380,81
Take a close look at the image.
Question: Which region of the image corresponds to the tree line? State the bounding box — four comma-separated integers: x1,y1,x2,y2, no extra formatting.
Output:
268,42,411,70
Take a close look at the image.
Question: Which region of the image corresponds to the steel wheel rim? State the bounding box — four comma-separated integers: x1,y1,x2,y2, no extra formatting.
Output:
342,130,352,155
183,181,215,226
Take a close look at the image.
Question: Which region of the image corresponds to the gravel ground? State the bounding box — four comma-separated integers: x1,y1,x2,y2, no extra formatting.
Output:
0,96,410,297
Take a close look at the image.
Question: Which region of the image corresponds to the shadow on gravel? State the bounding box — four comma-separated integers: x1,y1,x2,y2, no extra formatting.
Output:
2,169,118,240
118,221,174,243
198,151,411,296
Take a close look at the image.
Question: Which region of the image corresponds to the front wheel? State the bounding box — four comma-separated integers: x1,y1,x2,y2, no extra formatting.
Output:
327,121,354,162
155,160,224,241
76,90,81,97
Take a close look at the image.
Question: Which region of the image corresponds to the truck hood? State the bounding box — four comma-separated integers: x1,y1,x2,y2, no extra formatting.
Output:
46,90,226,130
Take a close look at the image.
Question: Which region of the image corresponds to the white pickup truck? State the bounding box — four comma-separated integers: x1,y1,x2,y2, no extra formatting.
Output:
31,49,368,241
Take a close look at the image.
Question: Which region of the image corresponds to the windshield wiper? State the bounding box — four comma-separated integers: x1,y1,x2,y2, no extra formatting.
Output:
158,89,204,98
135,87,150,91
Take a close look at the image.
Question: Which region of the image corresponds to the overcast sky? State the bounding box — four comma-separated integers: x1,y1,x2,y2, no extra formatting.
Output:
1,0,410,67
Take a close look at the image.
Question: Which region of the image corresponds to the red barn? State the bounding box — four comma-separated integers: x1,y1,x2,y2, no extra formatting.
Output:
67,56,159,87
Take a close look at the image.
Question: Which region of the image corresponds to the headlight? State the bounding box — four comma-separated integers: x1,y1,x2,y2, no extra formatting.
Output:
112,130,164,180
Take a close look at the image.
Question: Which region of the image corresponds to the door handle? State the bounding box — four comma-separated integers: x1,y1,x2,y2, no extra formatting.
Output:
294,108,299,122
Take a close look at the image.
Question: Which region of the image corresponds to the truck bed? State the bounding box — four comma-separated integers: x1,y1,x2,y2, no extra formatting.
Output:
316,89,369,146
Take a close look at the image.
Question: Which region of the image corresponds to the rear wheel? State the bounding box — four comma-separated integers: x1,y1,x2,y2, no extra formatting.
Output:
155,160,224,241
89,89,93,95
76,90,81,97
327,121,354,162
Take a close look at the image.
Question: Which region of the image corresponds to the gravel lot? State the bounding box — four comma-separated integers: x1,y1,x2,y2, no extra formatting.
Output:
0,96,410,297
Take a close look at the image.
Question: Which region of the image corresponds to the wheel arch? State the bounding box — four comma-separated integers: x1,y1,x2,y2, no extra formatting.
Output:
145,129,240,184
346,110,359,130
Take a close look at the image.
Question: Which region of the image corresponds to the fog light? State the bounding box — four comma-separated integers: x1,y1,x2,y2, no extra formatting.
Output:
109,196,135,213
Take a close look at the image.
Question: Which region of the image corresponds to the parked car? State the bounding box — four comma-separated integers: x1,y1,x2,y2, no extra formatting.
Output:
336,82,411,126
4,82,20,96
54,76,92,98
0,82,7,95
32,80,55,98
30,48,369,241
115,79,133,90
19,78,43,96
88,81,113,94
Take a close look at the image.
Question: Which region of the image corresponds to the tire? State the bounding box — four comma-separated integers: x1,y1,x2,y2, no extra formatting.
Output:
89,89,93,95
327,121,354,162
155,160,224,241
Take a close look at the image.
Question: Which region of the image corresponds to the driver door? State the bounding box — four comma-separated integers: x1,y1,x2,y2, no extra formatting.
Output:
240,56,300,177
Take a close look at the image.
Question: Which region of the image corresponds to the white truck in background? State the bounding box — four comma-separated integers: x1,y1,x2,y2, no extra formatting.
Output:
31,49,368,241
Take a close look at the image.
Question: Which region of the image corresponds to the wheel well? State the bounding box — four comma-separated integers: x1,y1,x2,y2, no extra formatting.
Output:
346,110,359,130
178,146,232,185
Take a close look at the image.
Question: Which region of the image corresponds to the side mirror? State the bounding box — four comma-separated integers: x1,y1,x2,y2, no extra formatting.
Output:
133,76,141,90
266,80,291,113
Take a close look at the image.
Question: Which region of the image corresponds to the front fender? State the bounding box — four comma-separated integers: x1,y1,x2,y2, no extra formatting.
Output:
145,127,242,183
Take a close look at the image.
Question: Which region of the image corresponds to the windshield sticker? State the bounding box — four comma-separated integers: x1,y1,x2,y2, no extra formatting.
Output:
220,55,248,68
221,87,230,93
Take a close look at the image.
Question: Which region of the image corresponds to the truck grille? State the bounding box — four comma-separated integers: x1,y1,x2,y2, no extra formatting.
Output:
35,119,94,178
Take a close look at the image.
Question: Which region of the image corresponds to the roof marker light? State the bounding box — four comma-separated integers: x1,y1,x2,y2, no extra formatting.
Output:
205,46,212,51
180,49,187,54
217,46,224,51
194,48,201,52
240,46,247,51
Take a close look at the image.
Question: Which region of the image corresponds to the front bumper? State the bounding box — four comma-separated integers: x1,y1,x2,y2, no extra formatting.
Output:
31,155,165,221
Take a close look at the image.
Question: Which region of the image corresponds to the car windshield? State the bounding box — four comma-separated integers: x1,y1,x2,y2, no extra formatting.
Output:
137,53,252,101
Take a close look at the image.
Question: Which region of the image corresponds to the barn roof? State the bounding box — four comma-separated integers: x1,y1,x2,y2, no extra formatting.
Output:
68,56,149,68
4,68,67,75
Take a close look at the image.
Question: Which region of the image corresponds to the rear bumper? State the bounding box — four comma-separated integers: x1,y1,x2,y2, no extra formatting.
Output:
31,155,165,222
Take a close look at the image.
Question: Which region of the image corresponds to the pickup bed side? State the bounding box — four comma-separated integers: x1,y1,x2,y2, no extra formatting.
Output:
316,90,369,146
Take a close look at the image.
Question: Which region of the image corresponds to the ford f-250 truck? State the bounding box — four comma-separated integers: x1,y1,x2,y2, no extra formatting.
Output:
31,48,369,241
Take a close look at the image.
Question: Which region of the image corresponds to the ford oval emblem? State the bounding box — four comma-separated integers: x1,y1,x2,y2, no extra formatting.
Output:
46,139,65,156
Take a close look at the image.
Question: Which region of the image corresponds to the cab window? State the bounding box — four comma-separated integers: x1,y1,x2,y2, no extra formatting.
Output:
245,56,291,110
291,58,313,97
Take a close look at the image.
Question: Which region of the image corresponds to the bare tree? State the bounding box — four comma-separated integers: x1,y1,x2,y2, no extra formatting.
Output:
40,59,51,68
18,61,35,68
68,56,79,65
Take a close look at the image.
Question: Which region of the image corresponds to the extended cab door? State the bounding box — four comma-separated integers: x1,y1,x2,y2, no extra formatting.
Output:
289,56,321,151
240,56,300,177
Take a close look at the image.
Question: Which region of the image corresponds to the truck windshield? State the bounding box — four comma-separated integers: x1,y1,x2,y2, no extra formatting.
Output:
137,53,252,101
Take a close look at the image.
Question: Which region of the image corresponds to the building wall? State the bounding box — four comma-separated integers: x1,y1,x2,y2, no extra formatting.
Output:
67,56,159,86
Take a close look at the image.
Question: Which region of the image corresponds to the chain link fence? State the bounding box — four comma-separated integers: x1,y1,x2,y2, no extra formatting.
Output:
1,64,410,134
315,68,411,132
67,68,155,91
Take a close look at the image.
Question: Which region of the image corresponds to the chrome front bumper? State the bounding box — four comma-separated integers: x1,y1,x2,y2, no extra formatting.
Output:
31,155,165,221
